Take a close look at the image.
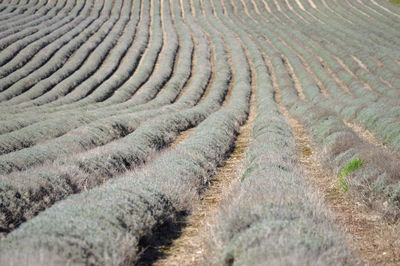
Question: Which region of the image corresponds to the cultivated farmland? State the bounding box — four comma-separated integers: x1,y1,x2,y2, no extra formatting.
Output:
0,0,399,265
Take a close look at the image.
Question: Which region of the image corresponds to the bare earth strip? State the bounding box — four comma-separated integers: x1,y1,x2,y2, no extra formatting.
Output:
152,56,257,266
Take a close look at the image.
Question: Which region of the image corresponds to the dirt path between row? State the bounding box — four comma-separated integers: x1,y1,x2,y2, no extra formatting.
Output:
152,50,257,266
269,55,400,265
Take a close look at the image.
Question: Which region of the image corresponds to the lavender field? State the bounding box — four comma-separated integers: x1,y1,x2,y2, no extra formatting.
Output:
0,0,399,265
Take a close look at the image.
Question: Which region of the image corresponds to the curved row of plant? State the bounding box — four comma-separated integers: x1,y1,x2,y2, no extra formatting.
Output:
271,0,400,86
282,25,400,154
0,0,146,111
330,0,399,40
287,0,400,98
0,0,41,20
265,0,400,155
315,0,400,52
0,0,168,131
365,0,400,19
73,0,178,107
0,0,189,124
0,0,128,132
0,0,85,69
21,0,172,110
0,0,207,160
310,0,400,69
0,0,71,41
38,0,151,108
106,0,194,108
239,0,400,156
278,0,400,64
309,0,398,48
0,0,125,108
0,0,89,88
0,0,67,43
0,0,128,124
354,0,400,24
0,0,194,156
0,0,57,37
275,44,400,219
1,0,64,23
0,0,108,105
0,0,117,114
237,0,400,220
71,0,197,111
0,0,203,149
0,5,252,263
17,0,133,107
0,0,229,233
205,1,352,264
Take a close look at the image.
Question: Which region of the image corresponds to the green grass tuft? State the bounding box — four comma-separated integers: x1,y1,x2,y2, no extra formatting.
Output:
338,158,364,192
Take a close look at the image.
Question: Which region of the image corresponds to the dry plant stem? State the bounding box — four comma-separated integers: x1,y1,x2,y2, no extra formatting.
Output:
271,56,400,265
155,53,257,266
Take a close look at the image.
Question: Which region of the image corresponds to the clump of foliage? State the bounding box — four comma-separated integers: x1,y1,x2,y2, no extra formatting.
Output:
338,158,364,192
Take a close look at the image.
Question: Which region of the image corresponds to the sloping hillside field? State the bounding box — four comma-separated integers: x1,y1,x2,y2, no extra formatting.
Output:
0,0,399,265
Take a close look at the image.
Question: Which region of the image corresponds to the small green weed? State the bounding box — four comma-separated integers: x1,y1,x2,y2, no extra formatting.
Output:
338,174,349,192
337,158,364,192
